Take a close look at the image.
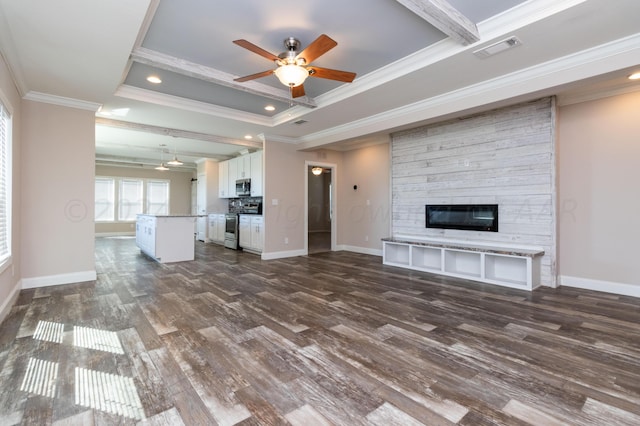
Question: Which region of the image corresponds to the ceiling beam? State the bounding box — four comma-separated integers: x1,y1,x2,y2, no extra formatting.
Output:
130,47,317,108
395,0,480,45
95,117,263,149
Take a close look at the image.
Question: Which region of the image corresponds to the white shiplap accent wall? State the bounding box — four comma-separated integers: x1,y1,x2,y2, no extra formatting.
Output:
391,97,557,287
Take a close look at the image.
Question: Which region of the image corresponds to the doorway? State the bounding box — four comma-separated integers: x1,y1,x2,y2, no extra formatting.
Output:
306,162,336,254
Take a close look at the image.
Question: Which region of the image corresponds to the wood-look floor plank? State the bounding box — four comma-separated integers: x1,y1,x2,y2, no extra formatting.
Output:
1,237,639,425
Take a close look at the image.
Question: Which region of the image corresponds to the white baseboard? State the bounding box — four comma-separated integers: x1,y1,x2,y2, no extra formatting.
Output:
261,248,307,260
560,275,640,298
338,245,382,257
21,270,97,289
0,279,22,324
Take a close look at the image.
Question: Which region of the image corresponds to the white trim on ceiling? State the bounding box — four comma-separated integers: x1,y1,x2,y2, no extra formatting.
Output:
23,91,102,112
114,85,274,126
296,32,640,148
556,81,640,106
130,47,317,109
270,0,591,127
95,117,263,149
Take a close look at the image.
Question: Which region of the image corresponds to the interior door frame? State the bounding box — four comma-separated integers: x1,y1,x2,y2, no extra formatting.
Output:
304,160,337,254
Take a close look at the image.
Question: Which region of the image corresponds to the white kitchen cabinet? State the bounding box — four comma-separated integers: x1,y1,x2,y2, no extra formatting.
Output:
208,213,225,244
218,160,229,198
227,157,238,197
218,151,263,198
239,215,251,248
239,214,263,253
239,155,251,179
249,151,263,197
251,215,264,252
136,215,196,263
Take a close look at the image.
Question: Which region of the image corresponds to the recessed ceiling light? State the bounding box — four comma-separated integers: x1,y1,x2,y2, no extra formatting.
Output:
628,72,640,80
147,75,162,84
244,135,253,140
264,105,276,111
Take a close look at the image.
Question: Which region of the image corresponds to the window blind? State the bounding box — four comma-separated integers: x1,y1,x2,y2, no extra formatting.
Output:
95,178,115,221
0,102,10,261
118,179,143,221
146,181,169,215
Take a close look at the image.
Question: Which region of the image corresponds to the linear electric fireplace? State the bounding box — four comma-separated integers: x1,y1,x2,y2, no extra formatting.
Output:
425,204,498,232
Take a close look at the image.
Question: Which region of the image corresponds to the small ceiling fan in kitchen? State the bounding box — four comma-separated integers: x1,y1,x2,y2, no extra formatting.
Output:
232,34,356,98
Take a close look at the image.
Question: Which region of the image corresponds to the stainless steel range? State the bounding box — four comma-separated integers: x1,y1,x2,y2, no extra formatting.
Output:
226,197,262,250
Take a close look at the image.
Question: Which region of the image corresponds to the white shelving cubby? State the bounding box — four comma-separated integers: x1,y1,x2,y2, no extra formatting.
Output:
382,237,544,291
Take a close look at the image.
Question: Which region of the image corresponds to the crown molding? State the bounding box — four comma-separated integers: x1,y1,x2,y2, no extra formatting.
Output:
478,0,587,38
23,91,101,111
130,47,316,108
297,32,640,148
95,116,262,149
556,81,640,106
282,0,588,125
115,85,273,126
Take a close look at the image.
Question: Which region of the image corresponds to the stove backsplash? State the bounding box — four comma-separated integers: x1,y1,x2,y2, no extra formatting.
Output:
229,197,263,214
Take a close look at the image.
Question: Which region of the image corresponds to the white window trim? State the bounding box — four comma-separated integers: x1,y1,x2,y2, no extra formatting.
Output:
0,89,13,275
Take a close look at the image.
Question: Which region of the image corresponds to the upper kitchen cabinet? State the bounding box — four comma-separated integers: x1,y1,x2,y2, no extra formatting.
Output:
249,151,262,197
218,151,263,198
218,160,229,198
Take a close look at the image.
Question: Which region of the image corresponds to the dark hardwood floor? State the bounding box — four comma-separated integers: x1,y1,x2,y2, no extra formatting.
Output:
1,237,640,425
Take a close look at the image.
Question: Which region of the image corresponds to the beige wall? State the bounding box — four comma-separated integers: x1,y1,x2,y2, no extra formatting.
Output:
0,54,23,322
263,140,390,256
338,143,391,252
95,164,195,235
558,91,640,293
20,100,96,286
263,141,343,254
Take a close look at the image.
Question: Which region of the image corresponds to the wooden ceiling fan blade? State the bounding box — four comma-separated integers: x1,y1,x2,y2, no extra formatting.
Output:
234,69,274,82
291,84,306,98
233,39,280,62
308,66,356,83
296,34,337,64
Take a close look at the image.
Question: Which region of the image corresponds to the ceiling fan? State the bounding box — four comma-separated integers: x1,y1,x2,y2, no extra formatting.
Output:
232,34,356,98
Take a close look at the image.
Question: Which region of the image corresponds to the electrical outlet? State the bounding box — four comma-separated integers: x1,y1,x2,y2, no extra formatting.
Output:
284,237,288,244
365,236,369,242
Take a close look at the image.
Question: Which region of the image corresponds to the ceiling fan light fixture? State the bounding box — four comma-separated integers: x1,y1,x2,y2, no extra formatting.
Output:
274,64,309,87
311,166,323,176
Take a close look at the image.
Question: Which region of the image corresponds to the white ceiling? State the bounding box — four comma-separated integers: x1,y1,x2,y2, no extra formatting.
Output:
0,0,639,170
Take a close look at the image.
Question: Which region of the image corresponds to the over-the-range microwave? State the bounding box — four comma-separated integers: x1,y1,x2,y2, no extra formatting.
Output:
235,178,251,196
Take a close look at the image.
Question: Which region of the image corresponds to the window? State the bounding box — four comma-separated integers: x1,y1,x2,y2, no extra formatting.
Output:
146,180,169,215
95,177,170,222
95,178,115,221
119,179,143,221
0,99,11,263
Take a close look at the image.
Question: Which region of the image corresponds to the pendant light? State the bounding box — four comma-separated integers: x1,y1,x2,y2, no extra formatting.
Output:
311,166,323,176
155,163,169,171
155,146,170,171
167,146,183,166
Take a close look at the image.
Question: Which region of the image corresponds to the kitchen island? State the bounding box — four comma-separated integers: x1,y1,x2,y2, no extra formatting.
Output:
136,214,196,263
